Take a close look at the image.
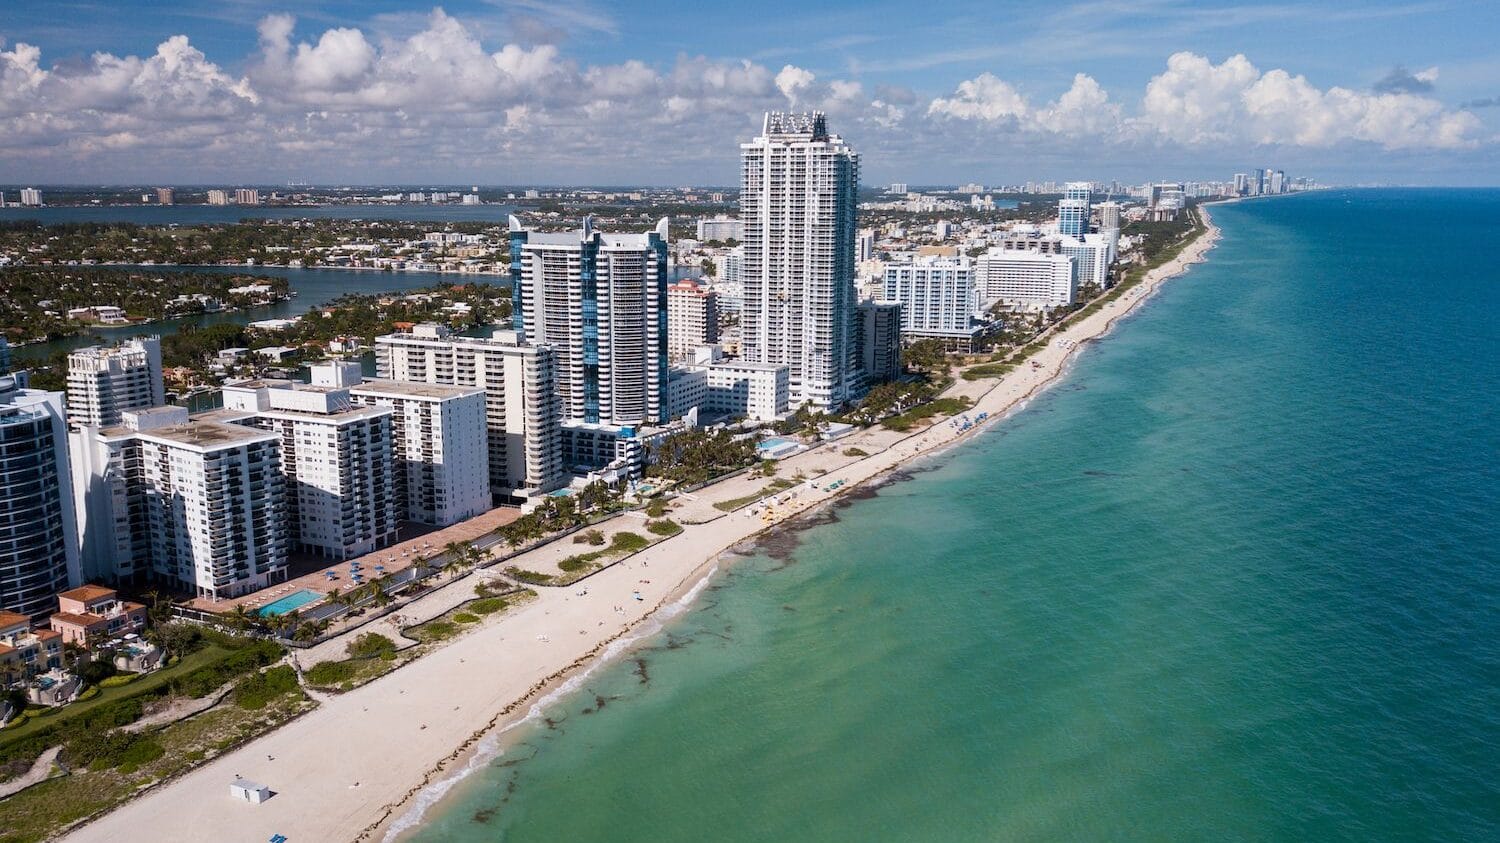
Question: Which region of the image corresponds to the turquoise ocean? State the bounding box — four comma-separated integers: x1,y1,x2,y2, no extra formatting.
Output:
406,189,1500,841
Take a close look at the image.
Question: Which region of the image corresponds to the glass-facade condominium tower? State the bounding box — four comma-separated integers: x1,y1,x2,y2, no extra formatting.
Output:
509,216,669,427
740,111,861,410
1058,182,1091,238
0,375,79,619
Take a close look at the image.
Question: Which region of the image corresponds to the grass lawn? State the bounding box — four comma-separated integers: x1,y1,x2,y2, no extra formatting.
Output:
0,644,232,751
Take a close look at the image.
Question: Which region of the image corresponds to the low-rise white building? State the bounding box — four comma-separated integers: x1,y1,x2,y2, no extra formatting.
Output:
976,250,1078,308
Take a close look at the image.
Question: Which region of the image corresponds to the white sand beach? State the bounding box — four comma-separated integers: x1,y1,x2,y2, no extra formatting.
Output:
61,208,1220,843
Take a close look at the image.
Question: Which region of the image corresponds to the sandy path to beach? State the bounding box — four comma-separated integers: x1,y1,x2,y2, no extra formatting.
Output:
62,209,1219,843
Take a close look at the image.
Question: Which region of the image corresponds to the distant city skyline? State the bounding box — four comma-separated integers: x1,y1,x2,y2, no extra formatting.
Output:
2,0,1498,185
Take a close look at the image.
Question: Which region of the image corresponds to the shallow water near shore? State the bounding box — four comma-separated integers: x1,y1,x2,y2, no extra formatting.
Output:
405,189,1500,841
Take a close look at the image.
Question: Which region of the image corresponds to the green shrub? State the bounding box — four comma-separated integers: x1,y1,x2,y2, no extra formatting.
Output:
304,660,356,687
646,519,682,537
75,687,100,702
345,633,397,661
610,532,649,552
842,447,869,457
470,598,508,615
77,660,118,685
453,613,480,624
644,498,667,518
573,529,606,546
557,555,596,573
233,665,299,710
506,568,554,585
64,729,162,771
413,620,458,642
97,673,139,688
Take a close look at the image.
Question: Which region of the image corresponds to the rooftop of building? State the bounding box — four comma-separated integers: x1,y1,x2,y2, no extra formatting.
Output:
58,584,117,603
104,419,278,449
351,379,484,399
0,611,30,629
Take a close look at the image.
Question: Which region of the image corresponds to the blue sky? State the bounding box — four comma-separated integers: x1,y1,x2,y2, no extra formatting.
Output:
2,0,1497,185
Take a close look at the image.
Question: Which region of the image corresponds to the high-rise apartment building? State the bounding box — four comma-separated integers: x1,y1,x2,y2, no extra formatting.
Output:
1058,182,1091,238
666,279,720,362
855,301,902,385
696,217,743,242
508,216,668,426
73,406,287,600
882,256,981,342
741,111,861,410
1097,201,1121,232
376,325,565,503
0,376,79,618
234,188,260,205
207,190,230,205
19,188,42,207
348,378,491,527
155,188,175,205
66,337,165,429
220,377,396,561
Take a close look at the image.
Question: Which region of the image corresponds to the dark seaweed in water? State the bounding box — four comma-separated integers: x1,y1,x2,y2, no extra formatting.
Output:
634,657,650,685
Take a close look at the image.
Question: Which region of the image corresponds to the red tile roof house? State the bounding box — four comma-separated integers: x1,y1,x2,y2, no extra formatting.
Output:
47,585,148,646
0,611,64,686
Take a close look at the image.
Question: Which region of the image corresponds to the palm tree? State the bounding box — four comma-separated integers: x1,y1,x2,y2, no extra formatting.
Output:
225,604,255,633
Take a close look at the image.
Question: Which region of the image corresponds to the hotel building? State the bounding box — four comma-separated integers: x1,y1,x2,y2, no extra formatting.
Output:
349,377,491,527
976,250,1078,308
666,279,720,361
75,406,287,600
882,256,982,344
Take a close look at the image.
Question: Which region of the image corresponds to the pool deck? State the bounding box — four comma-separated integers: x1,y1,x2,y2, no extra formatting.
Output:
186,506,523,615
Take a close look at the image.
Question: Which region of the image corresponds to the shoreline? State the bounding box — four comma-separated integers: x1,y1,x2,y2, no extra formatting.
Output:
59,207,1220,843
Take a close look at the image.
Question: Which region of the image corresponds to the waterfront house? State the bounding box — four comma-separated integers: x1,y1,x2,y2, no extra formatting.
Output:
0,611,64,685
47,585,148,645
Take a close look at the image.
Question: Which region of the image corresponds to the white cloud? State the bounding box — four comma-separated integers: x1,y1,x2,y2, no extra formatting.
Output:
1138,52,1479,150
0,12,1489,184
929,53,1481,153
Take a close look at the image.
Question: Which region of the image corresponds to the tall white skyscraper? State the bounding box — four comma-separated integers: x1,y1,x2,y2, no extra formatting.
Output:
73,406,288,600
740,111,861,410
220,377,397,561
66,337,165,429
376,325,565,503
19,188,42,207
0,375,79,618
508,216,669,427
347,377,491,528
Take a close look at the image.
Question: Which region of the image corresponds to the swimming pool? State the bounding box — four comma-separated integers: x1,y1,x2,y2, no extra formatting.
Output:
256,589,322,617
